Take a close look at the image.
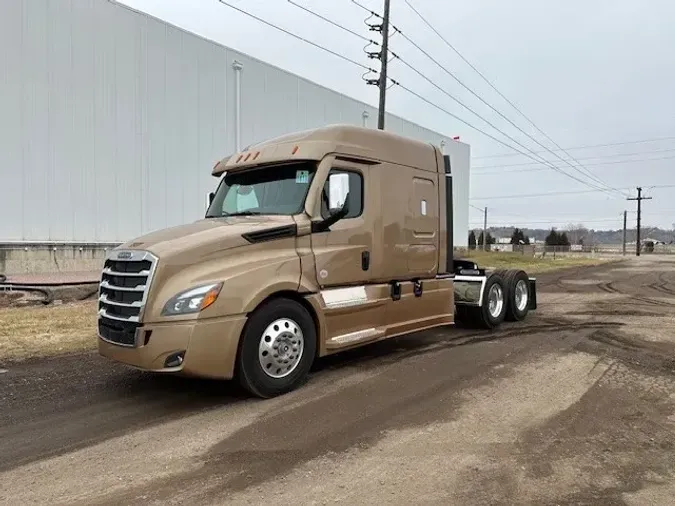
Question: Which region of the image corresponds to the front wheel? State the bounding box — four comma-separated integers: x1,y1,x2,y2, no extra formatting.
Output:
236,298,316,398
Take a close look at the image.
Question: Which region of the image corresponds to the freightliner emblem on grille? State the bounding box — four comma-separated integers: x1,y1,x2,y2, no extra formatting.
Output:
117,251,133,259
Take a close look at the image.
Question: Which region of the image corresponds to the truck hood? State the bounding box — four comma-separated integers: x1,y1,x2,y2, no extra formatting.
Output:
115,216,297,259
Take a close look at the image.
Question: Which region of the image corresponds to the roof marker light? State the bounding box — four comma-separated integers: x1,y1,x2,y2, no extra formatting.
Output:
291,145,299,155
253,151,260,160
236,154,243,163
244,152,251,161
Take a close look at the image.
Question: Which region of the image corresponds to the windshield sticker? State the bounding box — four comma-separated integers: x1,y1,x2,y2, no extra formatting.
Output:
295,170,309,184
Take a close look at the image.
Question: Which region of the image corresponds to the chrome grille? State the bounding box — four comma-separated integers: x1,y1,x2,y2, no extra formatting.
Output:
97,250,158,347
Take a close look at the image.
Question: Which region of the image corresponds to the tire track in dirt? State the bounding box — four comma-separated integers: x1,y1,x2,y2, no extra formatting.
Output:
598,281,621,294
648,271,675,296
596,276,675,308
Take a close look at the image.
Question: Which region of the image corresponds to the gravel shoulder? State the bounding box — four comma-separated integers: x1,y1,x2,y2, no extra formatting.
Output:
2,256,675,505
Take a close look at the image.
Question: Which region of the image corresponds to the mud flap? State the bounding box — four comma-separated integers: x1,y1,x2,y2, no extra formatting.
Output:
528,278,537,310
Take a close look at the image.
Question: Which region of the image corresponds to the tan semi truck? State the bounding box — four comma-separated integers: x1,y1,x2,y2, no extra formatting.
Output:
97,125,537,398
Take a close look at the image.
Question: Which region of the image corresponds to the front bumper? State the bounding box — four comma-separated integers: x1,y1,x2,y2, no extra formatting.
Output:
98,315,248,379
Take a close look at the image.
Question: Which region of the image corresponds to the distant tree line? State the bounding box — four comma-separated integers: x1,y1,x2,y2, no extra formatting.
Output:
545,228,571,246
510,228,530,245
468,230,495,249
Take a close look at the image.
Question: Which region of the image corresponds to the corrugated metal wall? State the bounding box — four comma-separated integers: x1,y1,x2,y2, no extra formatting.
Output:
0,0,470,246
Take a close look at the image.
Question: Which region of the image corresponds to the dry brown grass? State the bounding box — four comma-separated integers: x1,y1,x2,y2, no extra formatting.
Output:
0,252,617,362
0,300,98,362
462,250,618,273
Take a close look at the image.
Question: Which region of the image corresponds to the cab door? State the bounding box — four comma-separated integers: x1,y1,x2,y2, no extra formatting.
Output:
309,157,386,350
310,159,375,287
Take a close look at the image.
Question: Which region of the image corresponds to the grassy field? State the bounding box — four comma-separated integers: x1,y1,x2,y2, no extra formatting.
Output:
461,250,617,273
0,300,97,362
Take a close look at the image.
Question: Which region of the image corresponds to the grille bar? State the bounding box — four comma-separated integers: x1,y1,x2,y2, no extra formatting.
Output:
102,267,151,277
97,250,158,347
99,294,143,308
99,308,140,323
100,280,146,292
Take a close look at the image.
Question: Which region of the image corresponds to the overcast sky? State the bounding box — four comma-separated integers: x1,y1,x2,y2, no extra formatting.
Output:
118,0,675,232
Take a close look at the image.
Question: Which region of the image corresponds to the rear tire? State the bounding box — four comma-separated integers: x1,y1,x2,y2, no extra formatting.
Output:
236,298,316,399
466,273,507,329
503,269,530,322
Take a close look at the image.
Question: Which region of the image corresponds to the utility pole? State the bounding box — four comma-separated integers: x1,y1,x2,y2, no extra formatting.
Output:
627,187,652,257
483,207,488,251
377,0,391,130
622,210,627,256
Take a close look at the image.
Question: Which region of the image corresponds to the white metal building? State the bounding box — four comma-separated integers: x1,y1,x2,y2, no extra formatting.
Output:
0,0,470,247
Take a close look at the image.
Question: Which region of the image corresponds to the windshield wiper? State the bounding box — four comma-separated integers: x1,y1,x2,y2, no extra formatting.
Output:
222,211,264,217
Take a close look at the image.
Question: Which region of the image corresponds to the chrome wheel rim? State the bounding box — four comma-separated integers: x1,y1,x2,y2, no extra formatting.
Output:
488,283,504,319
514,279,529,312
258,318,304,379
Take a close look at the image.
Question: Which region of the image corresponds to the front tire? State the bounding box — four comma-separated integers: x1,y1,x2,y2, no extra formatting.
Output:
236,298,316,398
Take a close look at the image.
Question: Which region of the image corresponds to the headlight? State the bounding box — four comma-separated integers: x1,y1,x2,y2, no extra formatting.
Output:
161,282,223,316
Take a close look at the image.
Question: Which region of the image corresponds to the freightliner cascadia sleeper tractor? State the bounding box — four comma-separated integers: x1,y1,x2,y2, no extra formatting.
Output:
97,125,536,398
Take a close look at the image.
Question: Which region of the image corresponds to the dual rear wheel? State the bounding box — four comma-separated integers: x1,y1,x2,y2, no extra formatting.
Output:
458,269,531,329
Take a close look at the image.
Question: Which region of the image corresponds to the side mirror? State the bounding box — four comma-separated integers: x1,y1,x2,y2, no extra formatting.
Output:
313,192,350,233
328,172,350,212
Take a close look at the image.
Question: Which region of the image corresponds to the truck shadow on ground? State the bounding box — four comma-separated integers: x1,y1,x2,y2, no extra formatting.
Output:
0,315,629,474
1,318,549,471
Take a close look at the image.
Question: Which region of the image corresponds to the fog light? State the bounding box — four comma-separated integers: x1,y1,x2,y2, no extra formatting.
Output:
164,351,185,368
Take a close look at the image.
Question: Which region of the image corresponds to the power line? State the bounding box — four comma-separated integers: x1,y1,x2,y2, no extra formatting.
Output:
388,21,624,197
215,1,659,204
475,136,675,160
469,218,624,225
218,0,528,170
401,0,624,197
475,148,675,169
283,0,620,195
216,0,377,74
288,0,375,44
473,154,675,176
470,184,675,201
390,80,624,196
354,0,622,197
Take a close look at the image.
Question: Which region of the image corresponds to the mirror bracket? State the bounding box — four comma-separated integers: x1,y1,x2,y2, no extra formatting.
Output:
312,194,350,233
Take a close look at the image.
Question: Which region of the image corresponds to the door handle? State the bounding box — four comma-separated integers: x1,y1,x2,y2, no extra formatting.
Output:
361,251,370,271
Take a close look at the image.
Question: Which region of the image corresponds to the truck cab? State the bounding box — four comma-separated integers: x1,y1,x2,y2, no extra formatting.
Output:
97,125,536,398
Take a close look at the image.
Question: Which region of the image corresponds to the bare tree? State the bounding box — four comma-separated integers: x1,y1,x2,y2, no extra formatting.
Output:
565,223,589,245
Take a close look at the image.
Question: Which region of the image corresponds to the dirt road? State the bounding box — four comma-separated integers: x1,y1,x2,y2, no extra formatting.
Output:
2,256,675,505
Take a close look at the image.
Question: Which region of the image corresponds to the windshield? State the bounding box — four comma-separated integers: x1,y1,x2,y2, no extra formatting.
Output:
206,161,317,218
